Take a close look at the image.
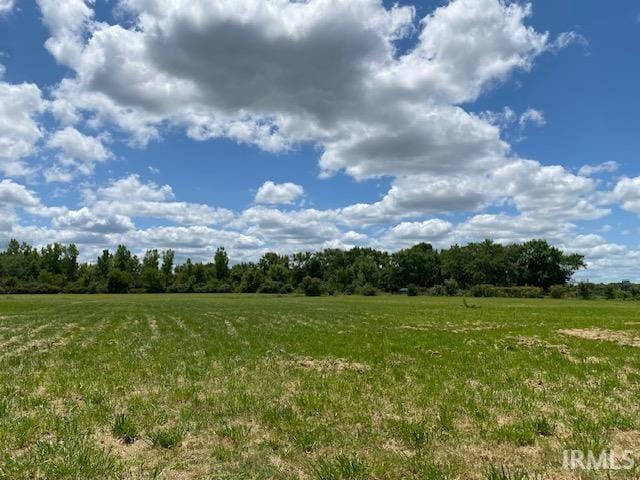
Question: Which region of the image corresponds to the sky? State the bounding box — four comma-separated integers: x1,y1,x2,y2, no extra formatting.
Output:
0,0,639,282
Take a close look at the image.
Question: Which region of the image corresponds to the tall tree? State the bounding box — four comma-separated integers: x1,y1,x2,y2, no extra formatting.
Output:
214,247,229,279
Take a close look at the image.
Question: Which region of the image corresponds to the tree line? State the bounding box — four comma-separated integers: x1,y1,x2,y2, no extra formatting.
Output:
0,238,594,297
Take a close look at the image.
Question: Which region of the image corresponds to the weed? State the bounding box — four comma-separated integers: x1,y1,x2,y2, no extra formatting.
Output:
149,427,183,448
313,454,368,480
112,413,138,444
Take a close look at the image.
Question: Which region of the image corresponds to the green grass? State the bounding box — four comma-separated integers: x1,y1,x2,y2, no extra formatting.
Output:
0,294,639,479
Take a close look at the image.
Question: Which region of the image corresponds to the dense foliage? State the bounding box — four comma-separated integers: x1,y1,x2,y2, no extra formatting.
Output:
0,238,593,296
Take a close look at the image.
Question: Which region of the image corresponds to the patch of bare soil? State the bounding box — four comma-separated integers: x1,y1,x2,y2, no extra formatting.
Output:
283,356,370,373
0,323,77,361
611,429,640,451
94,431,152,463
147,315,159,340
513,335,580,363
224,320,238,337
558,328,640,348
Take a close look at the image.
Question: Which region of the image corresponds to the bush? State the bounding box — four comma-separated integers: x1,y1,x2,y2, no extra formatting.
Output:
430,284,447,296
470,284,499,298
508,286,544,299
603,284,618,300
107,270,131,293
549,285,567,299
577,282,595,300
302,276,323,297
361,284,378,296
444,278,459,296
407,284,419,296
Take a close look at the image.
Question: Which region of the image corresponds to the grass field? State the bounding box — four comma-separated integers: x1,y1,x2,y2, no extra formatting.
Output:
0,295,639,479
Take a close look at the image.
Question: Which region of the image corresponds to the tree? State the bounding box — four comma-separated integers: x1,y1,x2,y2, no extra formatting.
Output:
239,265,264,293
61,244,79,281
107,269,131,293
142,250,164,292
302,276,322,296
214,247,229,279
97,250,112,279
514,240,585,290
391,243,441,289
161,249,175,286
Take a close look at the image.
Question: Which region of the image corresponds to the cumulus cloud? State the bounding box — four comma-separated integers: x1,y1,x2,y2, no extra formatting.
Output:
382,219,454,249
255,181,304,205
46,127,111,180
37,0,547,177
0,179,41,207
612,177,640,214
32,0,595,225
78,174,234,226
0,74,45,175
52,207,134,234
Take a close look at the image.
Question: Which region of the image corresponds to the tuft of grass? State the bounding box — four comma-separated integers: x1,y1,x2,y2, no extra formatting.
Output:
390,419,430,449
313,454,368,480
112,413,138,444
486,465,540,480
217,423,251,444
0,397,9,417
531,415,555,437
291,427,319,452
149,427,183,449
494,421,536,447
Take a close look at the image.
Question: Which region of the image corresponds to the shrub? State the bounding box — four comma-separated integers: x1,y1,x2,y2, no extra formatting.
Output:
470,284,499,298
302,276,323,297
361,284,378,296
107,270,131,294
430,285,447,296
444,278,459,296
407,284,419,296
577,282,595,300
549,285,567,299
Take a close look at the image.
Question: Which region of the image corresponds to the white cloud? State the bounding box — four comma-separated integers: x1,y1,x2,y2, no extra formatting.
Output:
612,176,640,214
0,179,41,207
0,0,14,15
0,75,45,176
549,31,589,53
255,181,304,205
46,127,111,179
81,174,234,226
382,219,454,249
52,207,134,234
578,161,619,177
519,108,545,128
37,0,549,181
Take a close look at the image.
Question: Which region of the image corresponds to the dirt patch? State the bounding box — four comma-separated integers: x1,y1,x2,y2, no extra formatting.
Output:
0,323,77,361
558,328,640,348
512,335,579,362
147,316,159,340
224,320,238,337
94,431,151,462
283,356,370,374
611,429,640,451
399,324,434,332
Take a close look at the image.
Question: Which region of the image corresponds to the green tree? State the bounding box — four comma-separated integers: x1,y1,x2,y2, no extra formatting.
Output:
214,247,229,279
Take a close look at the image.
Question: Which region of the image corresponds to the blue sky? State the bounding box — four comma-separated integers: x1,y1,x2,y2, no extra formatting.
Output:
0,0,639,281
